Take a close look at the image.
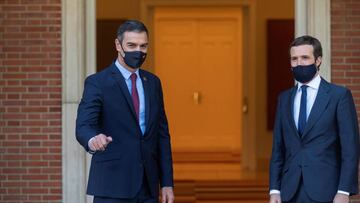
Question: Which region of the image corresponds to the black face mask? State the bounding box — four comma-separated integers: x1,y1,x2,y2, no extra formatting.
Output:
122,50,147,69
291,64,318,83
119,42,147,69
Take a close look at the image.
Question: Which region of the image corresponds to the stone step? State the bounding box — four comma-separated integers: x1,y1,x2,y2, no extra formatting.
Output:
172,180,268,203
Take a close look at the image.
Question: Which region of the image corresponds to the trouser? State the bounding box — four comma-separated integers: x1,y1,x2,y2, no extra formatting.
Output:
284,178,332,203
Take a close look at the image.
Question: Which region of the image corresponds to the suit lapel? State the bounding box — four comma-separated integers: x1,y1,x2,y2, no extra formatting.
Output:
302,78,331,138
140,70,151,133
287,86,299,136
110,64,138,121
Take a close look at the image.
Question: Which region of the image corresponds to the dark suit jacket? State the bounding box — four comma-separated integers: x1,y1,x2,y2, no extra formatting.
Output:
269,78,359,202
76,62,174,199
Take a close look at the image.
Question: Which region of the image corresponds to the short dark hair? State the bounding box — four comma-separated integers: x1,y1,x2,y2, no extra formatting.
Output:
116,20,149,43
290,35,323,59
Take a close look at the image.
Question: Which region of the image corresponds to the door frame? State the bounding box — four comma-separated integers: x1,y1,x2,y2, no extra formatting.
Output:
61,0,96,202
61,0,331,202
295,0,331,80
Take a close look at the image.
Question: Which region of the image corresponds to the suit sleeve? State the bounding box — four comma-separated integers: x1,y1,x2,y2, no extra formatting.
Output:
156,78,174,188
336,89,359,195
75,76,103,152
269,95,285,191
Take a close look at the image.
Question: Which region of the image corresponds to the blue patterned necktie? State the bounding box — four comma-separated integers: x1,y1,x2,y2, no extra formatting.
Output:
298,85,308,137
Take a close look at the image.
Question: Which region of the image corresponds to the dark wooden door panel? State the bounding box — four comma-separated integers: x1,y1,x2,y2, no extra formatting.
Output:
267,19,294,130
96,19,126,72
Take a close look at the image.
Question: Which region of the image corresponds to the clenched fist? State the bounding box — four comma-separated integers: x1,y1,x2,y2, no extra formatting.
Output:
88,134,113,152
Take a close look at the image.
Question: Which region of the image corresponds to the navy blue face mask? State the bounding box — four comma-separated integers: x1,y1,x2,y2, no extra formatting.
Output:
291,64,318,83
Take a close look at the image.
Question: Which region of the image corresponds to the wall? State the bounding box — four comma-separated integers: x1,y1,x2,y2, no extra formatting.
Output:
331,0,360,202
97,0,140,19
255,0,294,169
0,0,62,202
331,0,360,116
1,0,358,201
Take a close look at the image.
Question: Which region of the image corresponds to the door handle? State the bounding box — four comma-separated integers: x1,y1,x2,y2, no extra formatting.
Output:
193,91,200,105
243,97,248,114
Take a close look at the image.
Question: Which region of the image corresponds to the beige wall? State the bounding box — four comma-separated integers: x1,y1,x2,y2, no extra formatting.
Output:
255,0,294,169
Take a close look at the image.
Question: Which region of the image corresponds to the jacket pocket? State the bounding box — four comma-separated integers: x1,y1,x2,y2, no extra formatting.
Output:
94,153,122,162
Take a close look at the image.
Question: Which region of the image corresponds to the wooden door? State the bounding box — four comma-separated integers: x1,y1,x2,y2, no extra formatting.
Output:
154,7,243,179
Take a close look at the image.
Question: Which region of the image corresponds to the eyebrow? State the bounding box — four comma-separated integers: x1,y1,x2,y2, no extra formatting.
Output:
291,55,311,58
126,42,148,46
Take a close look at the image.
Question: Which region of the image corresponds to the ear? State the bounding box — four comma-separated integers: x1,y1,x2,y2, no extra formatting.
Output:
115,39,121,51
315,56,322,67
115,38,124,56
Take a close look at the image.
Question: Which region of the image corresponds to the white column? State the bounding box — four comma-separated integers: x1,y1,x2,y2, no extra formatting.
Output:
295,0,308,36
295,0,331,81
62,0,93,202
85,1,97,203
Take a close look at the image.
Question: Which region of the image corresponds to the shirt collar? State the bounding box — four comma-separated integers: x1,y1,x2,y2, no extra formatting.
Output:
115,59,139,80
297,74,321,92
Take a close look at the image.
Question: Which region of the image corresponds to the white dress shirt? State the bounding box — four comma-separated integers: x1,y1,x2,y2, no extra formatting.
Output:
293,74,321,128
115,60,146,135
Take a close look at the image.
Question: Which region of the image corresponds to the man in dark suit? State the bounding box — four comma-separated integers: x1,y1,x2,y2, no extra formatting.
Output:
269,35,359,203
76,20,174,203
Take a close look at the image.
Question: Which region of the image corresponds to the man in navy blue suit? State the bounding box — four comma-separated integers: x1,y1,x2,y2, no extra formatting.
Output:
269,35,359,203
76,20,174,203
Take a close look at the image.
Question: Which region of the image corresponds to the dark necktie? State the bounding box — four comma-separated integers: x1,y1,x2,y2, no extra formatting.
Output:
298,85,308,137
130,73,139,121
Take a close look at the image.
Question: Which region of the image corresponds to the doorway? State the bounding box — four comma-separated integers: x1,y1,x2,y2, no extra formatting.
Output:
61,0,332,202
154,7,243,180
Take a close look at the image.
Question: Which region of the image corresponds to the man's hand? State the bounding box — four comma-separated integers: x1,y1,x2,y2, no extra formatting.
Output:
270,194,281,203
88,134,113,152
333,193,349,203
161,187,174,203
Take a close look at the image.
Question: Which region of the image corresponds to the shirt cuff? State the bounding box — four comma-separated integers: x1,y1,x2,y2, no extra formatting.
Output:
88,137,96,154
337,190,349,196
269,189,280,195
270,190,348,195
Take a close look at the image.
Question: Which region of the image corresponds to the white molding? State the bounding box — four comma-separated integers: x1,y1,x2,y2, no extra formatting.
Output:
295,0,307,37
86,0,97,76
85,1,97,202
295,0,331,81
61,0,95,202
